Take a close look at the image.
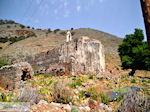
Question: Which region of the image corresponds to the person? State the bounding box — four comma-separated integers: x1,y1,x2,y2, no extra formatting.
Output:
66,30,72,42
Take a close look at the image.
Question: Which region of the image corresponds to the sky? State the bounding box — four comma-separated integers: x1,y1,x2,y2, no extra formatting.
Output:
0,0,146,38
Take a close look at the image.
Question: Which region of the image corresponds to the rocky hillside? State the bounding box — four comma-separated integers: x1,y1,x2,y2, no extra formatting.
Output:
0,22,122,56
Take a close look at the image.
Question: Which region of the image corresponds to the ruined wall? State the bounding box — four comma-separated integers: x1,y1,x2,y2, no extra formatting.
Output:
12,36,105,75
0,62,34,90
60,36,105,74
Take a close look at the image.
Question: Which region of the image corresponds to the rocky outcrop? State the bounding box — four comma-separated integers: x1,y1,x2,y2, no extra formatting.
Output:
0,62,34,90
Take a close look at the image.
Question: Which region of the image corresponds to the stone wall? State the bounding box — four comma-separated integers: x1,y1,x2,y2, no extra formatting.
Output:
0,62,34,90
60,36,105,74
12,36,105,75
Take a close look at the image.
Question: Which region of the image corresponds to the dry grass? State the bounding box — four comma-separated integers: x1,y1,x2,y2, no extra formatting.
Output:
52,80,74,104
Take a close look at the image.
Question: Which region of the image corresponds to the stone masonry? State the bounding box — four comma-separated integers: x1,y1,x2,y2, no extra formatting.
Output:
60,36,105,74
0,62,34,90
13,36,105,75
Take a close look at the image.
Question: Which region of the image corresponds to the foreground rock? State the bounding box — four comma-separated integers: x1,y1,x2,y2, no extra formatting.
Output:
0,62,34,90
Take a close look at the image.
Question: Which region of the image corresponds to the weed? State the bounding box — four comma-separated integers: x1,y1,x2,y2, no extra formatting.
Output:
118,91,150,112
69,78,83,88
89,75,94,79
47,80,53,86
114,87,131,93
131,79,136,83
115,94,124,102
17,87,41,104
53,81,73,104
99,92,110,104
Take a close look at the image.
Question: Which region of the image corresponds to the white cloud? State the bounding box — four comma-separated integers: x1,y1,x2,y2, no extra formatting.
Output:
76,5,81,12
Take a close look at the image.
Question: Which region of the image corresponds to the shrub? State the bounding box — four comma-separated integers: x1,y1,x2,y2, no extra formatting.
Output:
48,28,52,33
115,94,124,102
99,92,110,104
7,25,10,28
27,26,30,28
17,87,41,104
114,87,131,93
54,29,60,33
0,37,9,43
131,79,136,83
28,33,36,37
118,91,150,112
60,31,66,36
0,59,10,67
0,46,2,49
20,24,25,29
52,81,73,104
89,75,94,79
69,78,83,88
71,32,75,36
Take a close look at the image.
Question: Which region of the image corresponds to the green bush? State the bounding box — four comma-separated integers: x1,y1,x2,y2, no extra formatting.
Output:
0,37,9,43
69,78,83,88
20,24,25,29
27,26,30,28
54,29,60,33
115,94,124,102
0,59,10,67
89,75,94,79
99,92,110,104
131,79,136,83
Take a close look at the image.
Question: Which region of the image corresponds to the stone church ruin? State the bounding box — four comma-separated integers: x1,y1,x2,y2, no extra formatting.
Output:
12,36,105,75
0,35,105,89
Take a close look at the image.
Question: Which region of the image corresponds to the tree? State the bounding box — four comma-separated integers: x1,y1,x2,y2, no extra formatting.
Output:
54,29,60,33
20,24,25,29
118,29,150,76
27,26,30,29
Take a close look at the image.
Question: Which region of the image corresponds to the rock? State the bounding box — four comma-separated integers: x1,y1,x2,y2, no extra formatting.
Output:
88,99,97,110
79,106,91,112
96,75,105,79
107,107,113,112
38,100,48,105
0,62,34,90
108,86,142,101
99,103,112,112
63,104,71,112
108,91,122,102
